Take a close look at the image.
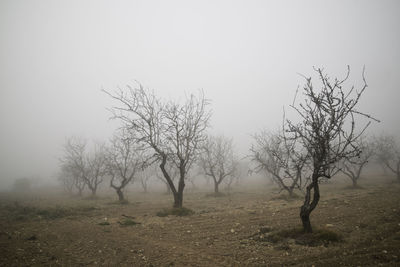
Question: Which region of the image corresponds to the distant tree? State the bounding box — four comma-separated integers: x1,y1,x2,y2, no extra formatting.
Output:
285,66,378,232
104,84,211,208
84,143,108,196
61,137,107,197
138,167,154,193
106,131,146,202
199,135,238,194
60,137,87,195
374,135,400,182
250,130,308,197
58,158,87,196
340,137,374,187
58,164,77,195
13,177,32,193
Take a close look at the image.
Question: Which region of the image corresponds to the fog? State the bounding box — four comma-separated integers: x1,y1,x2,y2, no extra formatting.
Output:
0,0,399,189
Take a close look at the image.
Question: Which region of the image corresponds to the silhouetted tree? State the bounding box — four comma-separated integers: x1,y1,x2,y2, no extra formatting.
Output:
285,66,378,232
106,130,146,202
340,137,374,187
374,135,400,182
199,135,238,194
138,167,153,193
58,163,85,196
61,137,107,197
251,130,309,197
104,84,211,208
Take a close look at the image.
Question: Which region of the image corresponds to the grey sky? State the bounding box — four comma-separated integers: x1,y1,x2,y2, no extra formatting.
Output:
0,0,399,187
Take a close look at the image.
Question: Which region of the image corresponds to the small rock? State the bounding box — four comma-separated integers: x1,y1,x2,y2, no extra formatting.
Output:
230,229,235,233
325,224,334,227
382,250,387,254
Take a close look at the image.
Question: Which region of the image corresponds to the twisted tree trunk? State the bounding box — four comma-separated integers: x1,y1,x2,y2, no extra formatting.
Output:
300,174,320,233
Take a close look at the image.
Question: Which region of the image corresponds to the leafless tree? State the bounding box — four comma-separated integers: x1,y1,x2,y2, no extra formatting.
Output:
250,130,309,197
58,163,85,196
285,66,378,233
60,137,88,195
138,167,153,193
61,137,107,197
199,135,238,194
374,135,400,182
85,143,108,196
340,137,374,188
106,131,146,202
104,84,211,208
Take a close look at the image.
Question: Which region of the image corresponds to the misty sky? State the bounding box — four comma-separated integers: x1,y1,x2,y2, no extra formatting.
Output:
0,0,399,188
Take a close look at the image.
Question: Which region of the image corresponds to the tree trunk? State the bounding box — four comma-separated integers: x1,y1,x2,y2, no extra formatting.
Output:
166,183,171,194
90,187,97,196
214,182,219,193
116,188,124,202
352,178,358,188
172,160,186,208
173,191,183,208
300,175,320,233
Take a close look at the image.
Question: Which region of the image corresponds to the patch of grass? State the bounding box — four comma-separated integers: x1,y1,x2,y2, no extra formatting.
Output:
257,227,342,247
156,207,195,217
5,202,97,221
118,218,140,226
98,221,110,226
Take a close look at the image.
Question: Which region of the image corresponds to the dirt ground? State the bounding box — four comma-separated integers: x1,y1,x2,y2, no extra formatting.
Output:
0,176,399,266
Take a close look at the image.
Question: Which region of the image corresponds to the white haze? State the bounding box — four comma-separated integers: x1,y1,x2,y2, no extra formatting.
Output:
0,0,399,189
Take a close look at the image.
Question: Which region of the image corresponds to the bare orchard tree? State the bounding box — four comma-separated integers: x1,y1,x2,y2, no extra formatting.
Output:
85,143,108,196
58,162,86,196
340,137,374,188
104,84,211,208
138,167,154,193
60,137,88,196
106,131,146,202
374,135,400,182
250,130,308,197
199,135,238,194
61,137,107,197
58,164,75,195
285,66,378,233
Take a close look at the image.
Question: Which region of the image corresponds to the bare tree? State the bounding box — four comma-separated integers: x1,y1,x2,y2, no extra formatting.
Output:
340,137,374,188
58,163,85,196
61,137,107,197
85,143,108,196
60,137,88,196
374,135,400,182
250,130,308,197
58,165,75,195
285,66,378,232
106,131,146,202
104,84,211,208
199,135,238,194
138,167,153,193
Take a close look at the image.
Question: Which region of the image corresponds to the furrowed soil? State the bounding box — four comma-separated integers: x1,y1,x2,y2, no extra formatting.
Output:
0,178,399,266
